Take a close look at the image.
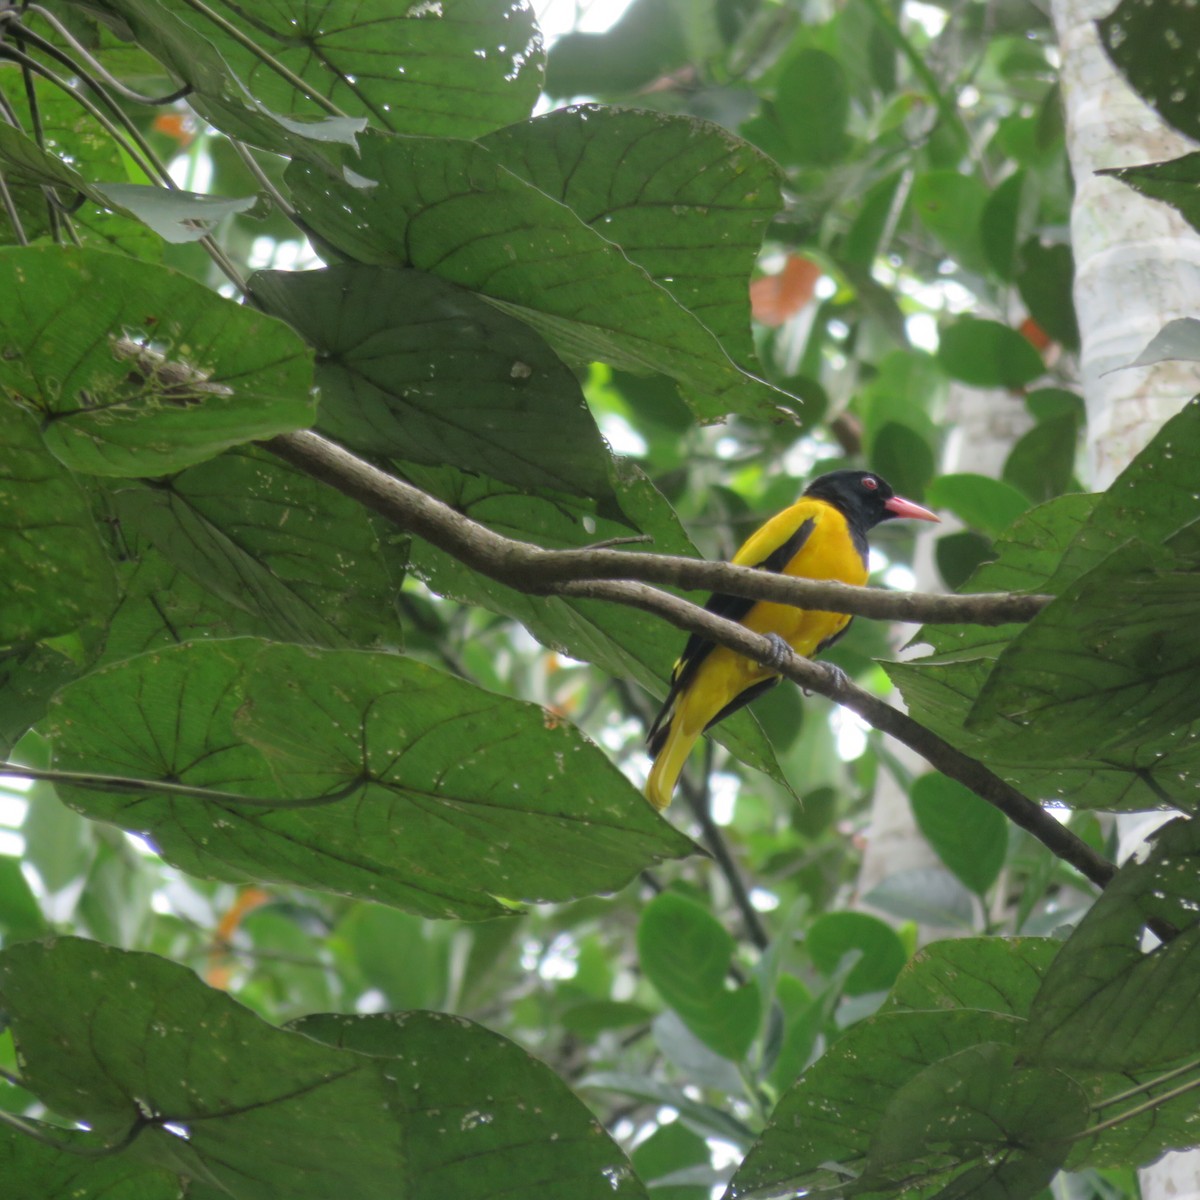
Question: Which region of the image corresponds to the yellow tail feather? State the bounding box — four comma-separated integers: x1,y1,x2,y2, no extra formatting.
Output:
645,715,698,811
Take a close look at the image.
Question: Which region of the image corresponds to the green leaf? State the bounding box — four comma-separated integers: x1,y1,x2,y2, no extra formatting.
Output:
0,855,47,941
870,421,935,501
544,0,685,98
481,105,780,372
886,937,1060,1015
1003,413,1080,502
1099,0,1200,143
293,1011,648,1200
131,0,543,139
45,639,696,919
0,938,648,1199
910,774,1009,896
937,317,1045,389
0,400,116,644
107,445,406,649
805,910,908,995
1024,817,1200,1071
774,50,851,165
861,1043,1087,1198
1102,152,1200,236
638,891,761,1060
980,169,1026,279
0,246,315,477
631,1122,710,1200
966,540,1200,769
1049,399,1200,587
729,1010,1023,1199
0,1123,181,1200
912,171,990,273
77,0,368,166
925,473,1031,538
97,183,258,244
1016,237,1079,350
935,529,994,591
250,263,617,500
287,126,790,422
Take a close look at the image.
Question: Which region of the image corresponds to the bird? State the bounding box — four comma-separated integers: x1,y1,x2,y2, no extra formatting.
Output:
644,469,940,810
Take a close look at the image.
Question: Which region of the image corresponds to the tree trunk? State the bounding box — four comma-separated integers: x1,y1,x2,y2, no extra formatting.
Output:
1051,0,1200,1190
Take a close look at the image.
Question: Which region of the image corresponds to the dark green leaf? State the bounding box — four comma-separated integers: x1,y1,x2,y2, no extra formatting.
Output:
910,774,1009,896
1099,0,1200,142
967,540,1200,768
1102,152,1200,236
937,317,1045,389
631,1122,710,1200
638,891,760,1060
980,169,1026,279
399,459,788,784
0,855,47,941
107,446,406,649
1002,414,1080,502
912,171,990,273
1016,237,1079,349
0,1123,181,1200
729,1010,1023,1198
1024,817,1200,1070
1,938,648,1199
45,639,695,919
0,400,116,644
935,529,994,591
861,1043,1087,1198
775,50,851,165
294,1011,648,1200
0,246,314,477
925,473,1031,538
250,264,616,501
870,421,935,501
287,127,789,422
806,910,908,995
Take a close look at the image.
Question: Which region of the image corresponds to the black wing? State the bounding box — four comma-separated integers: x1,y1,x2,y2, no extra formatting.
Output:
647,517,816,753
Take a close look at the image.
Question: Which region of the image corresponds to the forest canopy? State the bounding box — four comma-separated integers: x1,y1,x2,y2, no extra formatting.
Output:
2,1,1200,1198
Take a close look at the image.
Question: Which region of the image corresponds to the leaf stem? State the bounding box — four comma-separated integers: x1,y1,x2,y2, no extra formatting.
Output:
0,763,362,810
171,0,349,118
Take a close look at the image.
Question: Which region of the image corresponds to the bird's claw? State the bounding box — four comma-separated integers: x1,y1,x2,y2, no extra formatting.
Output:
803,662,850,696
762,632,791,669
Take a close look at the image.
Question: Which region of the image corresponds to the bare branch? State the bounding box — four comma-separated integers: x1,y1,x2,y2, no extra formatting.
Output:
264,431,1048,625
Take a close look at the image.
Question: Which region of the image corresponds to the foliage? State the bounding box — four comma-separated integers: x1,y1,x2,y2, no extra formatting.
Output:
0,1,1198,1198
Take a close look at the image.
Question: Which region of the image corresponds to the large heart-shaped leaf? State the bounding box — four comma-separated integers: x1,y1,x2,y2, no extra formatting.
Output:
44,639,695,919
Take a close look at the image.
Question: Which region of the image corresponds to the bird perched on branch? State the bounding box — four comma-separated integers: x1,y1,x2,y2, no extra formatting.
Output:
645,470,939,810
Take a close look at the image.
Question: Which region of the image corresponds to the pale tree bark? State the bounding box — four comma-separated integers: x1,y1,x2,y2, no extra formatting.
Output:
1051,0,1200,1191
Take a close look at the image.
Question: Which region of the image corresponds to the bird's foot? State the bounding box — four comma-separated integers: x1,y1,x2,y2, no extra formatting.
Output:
761,633,792,669
803,662,850,697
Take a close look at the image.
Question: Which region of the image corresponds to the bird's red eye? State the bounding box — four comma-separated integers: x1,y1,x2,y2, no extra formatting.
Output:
862,476,878,490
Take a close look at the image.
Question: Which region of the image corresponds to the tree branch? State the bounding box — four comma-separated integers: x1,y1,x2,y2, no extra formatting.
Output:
264,430,1047,625
263,431,1114,892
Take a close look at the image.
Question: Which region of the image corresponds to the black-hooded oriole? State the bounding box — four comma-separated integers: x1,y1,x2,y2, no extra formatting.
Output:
645,469,939,810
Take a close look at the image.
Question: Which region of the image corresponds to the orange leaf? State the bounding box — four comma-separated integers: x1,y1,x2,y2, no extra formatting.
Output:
751,255,821,327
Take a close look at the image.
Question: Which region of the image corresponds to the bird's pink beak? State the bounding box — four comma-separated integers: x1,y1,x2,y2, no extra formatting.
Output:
885,495,940,522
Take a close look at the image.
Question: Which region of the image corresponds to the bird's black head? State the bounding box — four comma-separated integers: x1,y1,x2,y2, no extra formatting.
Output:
804,470,940,533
